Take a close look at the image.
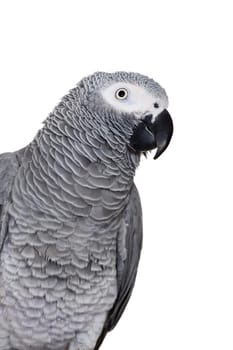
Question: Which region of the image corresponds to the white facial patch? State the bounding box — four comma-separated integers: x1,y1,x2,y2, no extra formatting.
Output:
100,82,165,120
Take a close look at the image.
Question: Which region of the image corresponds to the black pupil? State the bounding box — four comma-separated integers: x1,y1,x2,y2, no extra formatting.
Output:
154,102,159,108
118,90,126,98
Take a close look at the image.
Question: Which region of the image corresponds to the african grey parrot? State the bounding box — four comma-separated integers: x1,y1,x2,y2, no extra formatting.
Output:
0,72,173,350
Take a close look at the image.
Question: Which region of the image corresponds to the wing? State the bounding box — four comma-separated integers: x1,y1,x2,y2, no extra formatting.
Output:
94,184,143,350
0,151,22,253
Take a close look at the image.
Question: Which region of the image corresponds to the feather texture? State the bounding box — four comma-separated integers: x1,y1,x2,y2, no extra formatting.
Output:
94,185,143,350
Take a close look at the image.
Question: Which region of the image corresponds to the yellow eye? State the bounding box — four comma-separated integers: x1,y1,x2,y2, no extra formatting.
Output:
115,88,128,100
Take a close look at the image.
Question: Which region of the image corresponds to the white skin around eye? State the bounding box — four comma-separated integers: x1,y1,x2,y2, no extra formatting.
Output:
100,82,167,121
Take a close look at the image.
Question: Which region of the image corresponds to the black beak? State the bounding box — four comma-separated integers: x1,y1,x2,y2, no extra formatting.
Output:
129,109,173,160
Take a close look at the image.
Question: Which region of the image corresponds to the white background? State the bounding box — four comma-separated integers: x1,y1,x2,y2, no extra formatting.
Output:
0,1,233,349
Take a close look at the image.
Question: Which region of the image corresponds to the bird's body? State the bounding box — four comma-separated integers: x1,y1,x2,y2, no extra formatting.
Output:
0,72,172,350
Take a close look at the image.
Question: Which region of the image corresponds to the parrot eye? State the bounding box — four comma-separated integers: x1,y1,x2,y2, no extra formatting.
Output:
154,102,159,108
115,88,128,100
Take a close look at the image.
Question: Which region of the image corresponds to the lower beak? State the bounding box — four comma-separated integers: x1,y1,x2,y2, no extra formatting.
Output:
129,109,173,160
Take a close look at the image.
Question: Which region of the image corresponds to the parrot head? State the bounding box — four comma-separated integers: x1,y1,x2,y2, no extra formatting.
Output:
73,71,173,160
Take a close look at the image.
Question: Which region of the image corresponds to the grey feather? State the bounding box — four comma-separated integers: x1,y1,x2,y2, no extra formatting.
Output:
0,152,21,253
94,185,142,350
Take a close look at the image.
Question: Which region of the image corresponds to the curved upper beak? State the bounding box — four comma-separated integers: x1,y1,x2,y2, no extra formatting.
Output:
129,109,173,160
